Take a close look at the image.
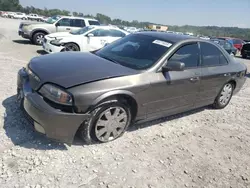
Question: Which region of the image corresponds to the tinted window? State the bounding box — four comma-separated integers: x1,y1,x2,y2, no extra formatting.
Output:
70,26,93,35
233,39,243,44
96,34,172,70
90,29,110,37
109,29,126,37
57,18,70,27
88,20,100,25
224,41,232,49
71,19,86,27
169,43,199,68
200,42,228,66
243,44,250,50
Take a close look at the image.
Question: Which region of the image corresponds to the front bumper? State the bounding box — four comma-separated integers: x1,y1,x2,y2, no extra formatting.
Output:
42,40,64,54
17,68,90,144
18,29,30,39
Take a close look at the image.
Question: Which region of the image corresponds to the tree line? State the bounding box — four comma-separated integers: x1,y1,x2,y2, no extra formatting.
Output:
1,0,250,39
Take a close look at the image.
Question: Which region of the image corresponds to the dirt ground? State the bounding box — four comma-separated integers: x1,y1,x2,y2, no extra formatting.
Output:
0,17,250,188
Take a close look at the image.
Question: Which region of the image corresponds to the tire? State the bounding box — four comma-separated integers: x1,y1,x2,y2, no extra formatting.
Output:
242,55,247,59
213,82,234,109
32,32,45,45
79,101,132,144
63,43,80,52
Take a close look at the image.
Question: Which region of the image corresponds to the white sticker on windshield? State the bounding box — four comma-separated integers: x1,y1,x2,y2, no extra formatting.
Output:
153,40,172,47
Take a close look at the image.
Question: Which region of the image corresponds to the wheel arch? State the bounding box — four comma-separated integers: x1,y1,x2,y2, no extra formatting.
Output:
31,29,49,38
91,90,138,122
61,42,81,51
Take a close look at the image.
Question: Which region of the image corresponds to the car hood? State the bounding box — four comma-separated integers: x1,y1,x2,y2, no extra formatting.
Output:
29,52,138,88
21,22,48,27
47,32,72,39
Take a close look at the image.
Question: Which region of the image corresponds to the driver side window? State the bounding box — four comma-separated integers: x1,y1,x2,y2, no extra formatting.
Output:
90,29,110,37
168,43,199,68
57,18,71,27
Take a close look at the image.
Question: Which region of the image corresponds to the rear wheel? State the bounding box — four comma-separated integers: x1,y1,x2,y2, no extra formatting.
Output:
32,32,45,45
213,82,234,109
79,101,132,144
242,54,247,59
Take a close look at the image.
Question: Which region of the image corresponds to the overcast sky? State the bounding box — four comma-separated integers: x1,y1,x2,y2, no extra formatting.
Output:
20,0,250,28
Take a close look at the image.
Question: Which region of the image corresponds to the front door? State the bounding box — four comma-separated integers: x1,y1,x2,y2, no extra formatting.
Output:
86,29,110,51
145,43,201,119
197,42,232,107
55,18,71,32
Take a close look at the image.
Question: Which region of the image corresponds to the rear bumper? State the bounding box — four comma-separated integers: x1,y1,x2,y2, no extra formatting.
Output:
17,68,90,144
233,76,247,95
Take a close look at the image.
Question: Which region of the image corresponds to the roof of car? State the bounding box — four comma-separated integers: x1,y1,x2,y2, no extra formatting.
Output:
60,16,98,21
135,31,196,43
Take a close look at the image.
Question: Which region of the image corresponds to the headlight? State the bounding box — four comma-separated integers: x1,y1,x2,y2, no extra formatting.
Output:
50,39,63,46
26,65,40,82
39,84,73,105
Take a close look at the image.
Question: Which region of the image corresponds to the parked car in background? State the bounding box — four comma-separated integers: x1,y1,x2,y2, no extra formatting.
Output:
18,15,100,45
27,14,43,21
241,43,250,58
126,27,139,33
0,11,8,17
217,37,245,51
8,12,17,18
13,12,28,20
210,39,237,55
42,25,129,53
199,36,210,40
17,32,247,144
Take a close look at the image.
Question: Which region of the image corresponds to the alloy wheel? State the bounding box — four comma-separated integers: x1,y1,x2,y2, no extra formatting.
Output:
36,34,44,44
95,107,128,142
64,44,79,51
219,83,233,106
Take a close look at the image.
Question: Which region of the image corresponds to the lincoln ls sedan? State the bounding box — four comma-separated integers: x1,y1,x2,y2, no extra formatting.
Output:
17,32,247,145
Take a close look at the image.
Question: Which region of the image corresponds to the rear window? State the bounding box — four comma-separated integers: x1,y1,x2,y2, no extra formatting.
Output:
88,20,100,25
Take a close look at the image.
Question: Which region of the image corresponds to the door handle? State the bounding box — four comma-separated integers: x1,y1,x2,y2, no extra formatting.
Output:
66,28,70,30
190,77,200,82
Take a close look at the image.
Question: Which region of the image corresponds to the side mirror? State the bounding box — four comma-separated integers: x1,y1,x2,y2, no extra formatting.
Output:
162,60,185,72
55,22,60,27
87,33,94,37
104,43,109,47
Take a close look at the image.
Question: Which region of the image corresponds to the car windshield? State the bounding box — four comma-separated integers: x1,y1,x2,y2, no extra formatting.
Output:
70,26,94,35
46,15,61,24
95,34,172,70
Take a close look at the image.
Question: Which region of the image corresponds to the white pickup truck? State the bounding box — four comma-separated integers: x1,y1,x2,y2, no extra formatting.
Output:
27,14,43,21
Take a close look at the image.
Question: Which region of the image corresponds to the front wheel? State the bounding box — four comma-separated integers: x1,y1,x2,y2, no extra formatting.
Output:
213,82,234,109
63,43,80,52
32,32,45,45
79,102,132,144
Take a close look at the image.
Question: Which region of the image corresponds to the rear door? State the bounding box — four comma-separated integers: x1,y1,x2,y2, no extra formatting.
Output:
197,42,231,107
107,29,126,44
70,19,86,32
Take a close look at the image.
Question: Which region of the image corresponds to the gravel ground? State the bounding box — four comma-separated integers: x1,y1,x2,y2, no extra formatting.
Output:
0,17,250,188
